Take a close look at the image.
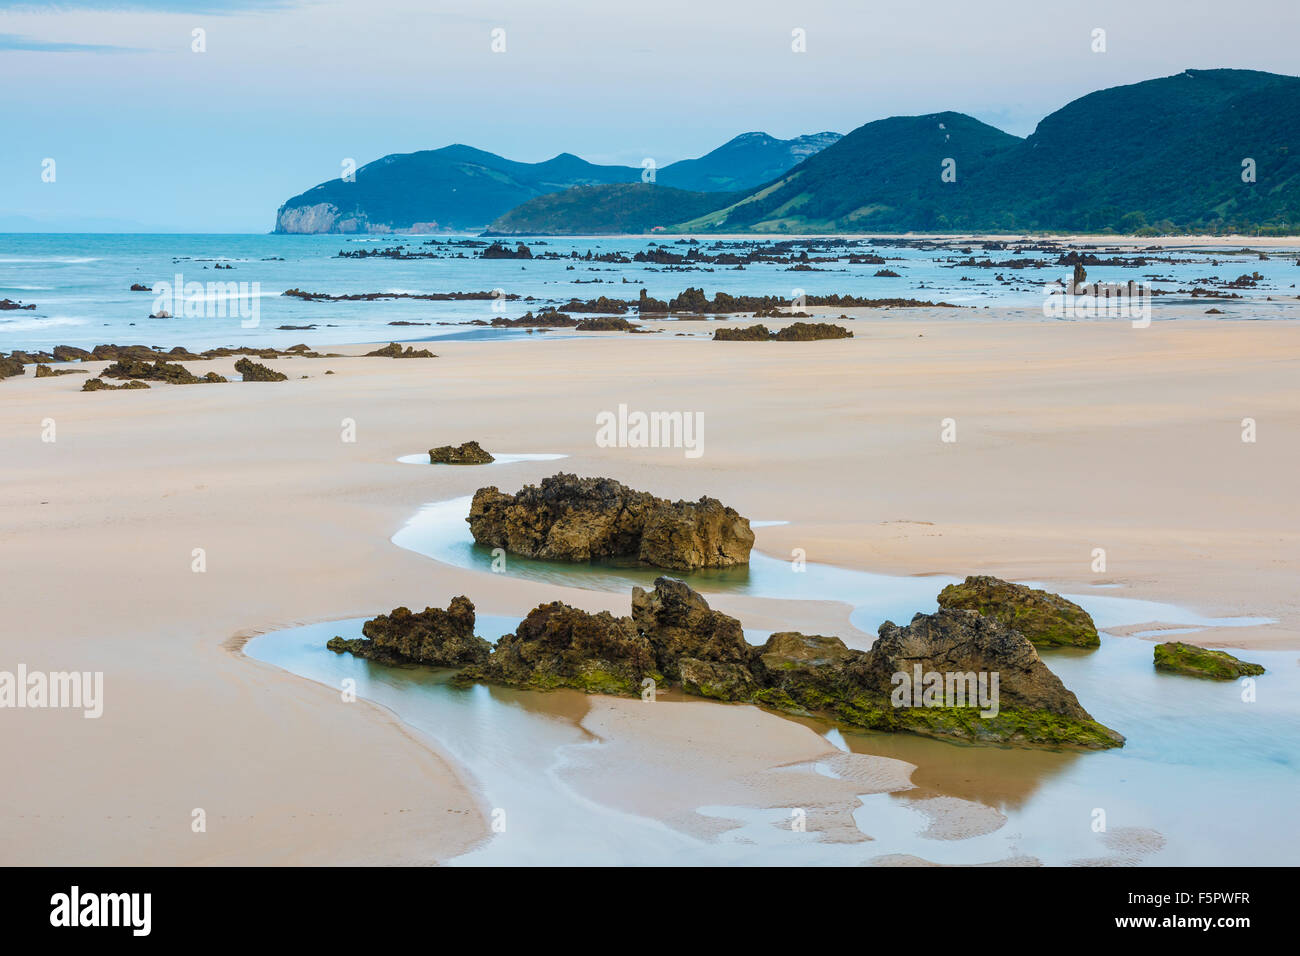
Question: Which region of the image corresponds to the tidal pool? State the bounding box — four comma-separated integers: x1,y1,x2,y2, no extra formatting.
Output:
242,494,1298,865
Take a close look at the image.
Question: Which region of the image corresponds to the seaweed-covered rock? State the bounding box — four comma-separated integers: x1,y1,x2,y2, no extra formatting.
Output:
234,357,288,382
465,601,657,695
1153,641,1265,680
328,575,1122,749
327,596,491,667
429,441,495,464
467,473,754,571
364,342,437,358
82,378,150,391
34,364,86,378
937,575,1100,648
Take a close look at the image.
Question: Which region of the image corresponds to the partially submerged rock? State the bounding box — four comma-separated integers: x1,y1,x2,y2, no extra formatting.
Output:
937,575,1100,648
327,596,490,668
1153,641,1265,680
329,577,1122,749
364,342,437,358
429,441,495,464
234,357,288,382
467,473,754,571
464,602,656,695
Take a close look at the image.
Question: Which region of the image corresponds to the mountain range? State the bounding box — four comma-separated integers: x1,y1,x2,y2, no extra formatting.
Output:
491,69,1300,236
274,69,1300,236
273,132,841,233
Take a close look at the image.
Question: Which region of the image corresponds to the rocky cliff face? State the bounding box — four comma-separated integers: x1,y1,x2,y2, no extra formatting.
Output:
467,474,754,571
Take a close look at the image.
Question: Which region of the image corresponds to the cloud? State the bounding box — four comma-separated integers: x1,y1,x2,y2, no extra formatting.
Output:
0,33,144,53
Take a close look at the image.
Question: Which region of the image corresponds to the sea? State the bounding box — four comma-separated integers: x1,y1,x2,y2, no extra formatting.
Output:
2,233,1297,354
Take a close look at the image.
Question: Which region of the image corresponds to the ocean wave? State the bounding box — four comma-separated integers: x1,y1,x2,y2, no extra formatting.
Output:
0,257,101,264
0,316,88,332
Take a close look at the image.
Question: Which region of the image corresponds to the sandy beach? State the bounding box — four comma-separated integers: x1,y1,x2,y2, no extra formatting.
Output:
2,311,1298,864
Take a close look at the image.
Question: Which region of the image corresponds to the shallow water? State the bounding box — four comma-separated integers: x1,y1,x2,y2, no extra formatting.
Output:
3,234,1297,353
244,494,1300,865
391,495,1271,643
247,614,1299,865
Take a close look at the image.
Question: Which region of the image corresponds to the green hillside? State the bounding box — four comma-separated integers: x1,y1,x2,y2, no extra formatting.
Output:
487,69,1300,235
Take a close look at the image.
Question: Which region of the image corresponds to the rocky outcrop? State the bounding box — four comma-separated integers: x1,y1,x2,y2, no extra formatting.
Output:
713,324,772,341
234,357,288,382
714,322,853,341
1153,641,1265,680
937,575,1100,648
0,354,26,380
82,378,150,391
328,576,1122,749
463,602,656,695
364,342,436,358
34,364,86,378
100,359,227,385
467,474,754,571
631,577,755,684
429,441,494,464
574,316,643,332
0,298,36,311
327,596,491,667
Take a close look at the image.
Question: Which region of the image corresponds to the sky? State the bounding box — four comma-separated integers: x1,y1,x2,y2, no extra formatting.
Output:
2,0,1298,232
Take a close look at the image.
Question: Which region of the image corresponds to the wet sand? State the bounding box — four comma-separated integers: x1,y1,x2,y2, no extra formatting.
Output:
1,310,1297,863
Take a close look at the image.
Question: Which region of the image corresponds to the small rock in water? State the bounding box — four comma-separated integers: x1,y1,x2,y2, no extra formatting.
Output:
1153,641,1264,680
429,440,495,465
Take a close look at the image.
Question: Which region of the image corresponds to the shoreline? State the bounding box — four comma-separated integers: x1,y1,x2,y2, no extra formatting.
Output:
3,314,1296,864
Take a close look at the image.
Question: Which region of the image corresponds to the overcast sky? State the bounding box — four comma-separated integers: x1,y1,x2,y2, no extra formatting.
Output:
3,0,1297,231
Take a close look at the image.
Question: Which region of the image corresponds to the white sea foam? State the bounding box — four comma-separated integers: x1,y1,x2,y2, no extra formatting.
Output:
0,257,100,264
0,316,88,332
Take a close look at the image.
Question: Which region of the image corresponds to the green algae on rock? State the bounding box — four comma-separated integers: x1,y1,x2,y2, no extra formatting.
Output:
1153,641,1265,680
327,576,1123,750
429,441,495,464
937,575,1100,648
